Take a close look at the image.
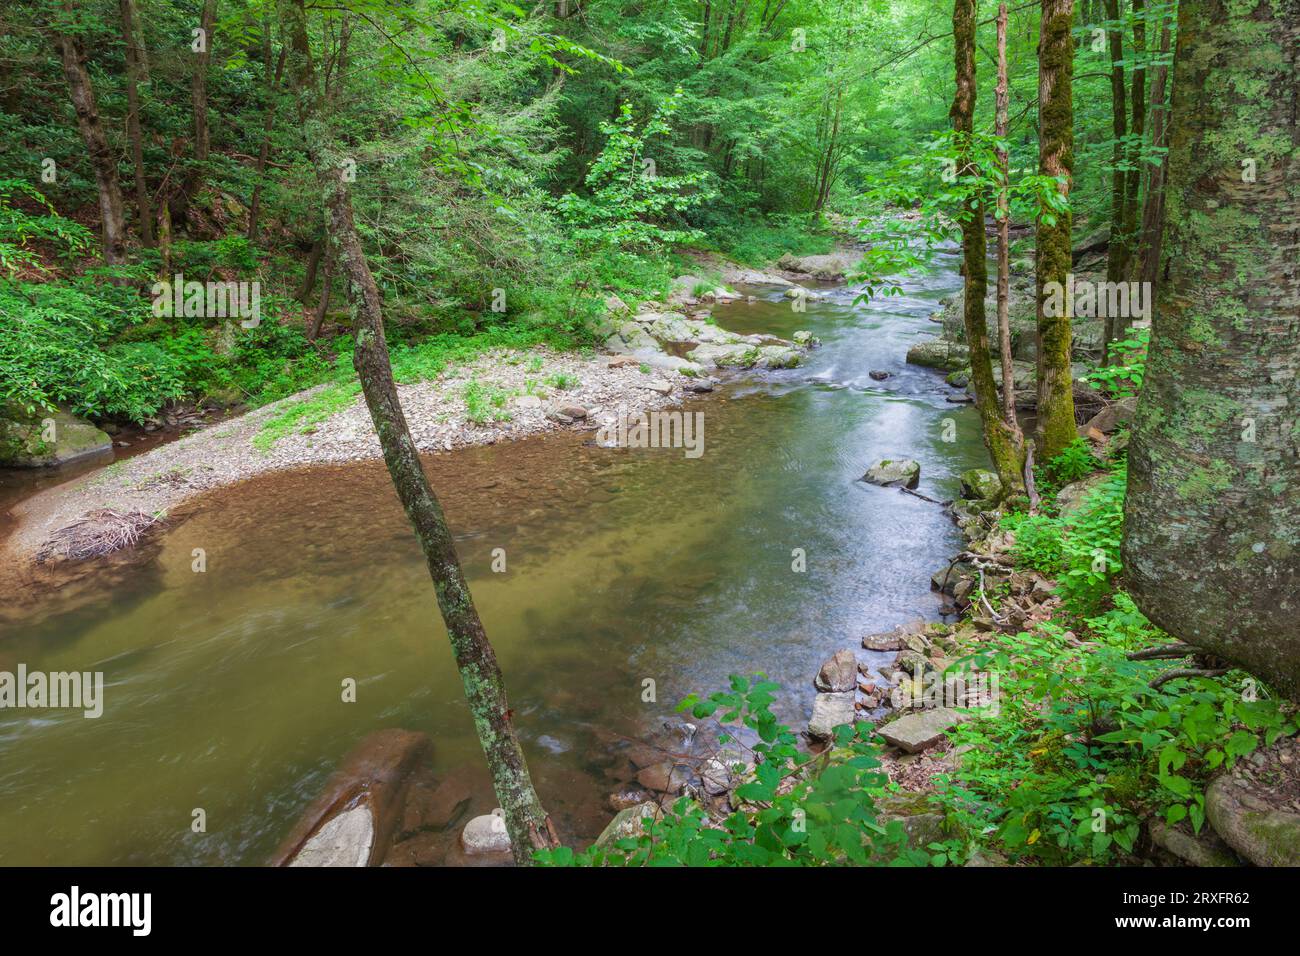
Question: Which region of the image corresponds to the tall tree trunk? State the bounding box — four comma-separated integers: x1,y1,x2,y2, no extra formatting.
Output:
1124,0,1300,696
994,2,1021,440
1102,0,1127,364
1109,0,1147,352
953,0,1024,494
1133,16,1171,290
55,9,127,265
119,0,153,247
1034,0,1077,460
280,0,560,862
247,33,286,243
175,0,218,226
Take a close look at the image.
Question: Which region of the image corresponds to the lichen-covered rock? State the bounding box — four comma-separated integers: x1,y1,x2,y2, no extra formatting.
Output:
594,802,660,850
862,458,920,489
461,808,512,855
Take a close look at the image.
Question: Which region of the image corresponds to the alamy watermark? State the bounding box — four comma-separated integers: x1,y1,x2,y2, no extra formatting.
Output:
151,273,262,328
1042,274,1151,321
595,405,705,459
0,664,103,718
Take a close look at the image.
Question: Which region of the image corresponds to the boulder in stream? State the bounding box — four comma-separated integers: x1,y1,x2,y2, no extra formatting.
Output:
1,404,112,468
862,458,921,489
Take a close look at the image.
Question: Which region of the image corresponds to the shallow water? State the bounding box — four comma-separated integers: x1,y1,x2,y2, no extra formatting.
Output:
0,258,989,865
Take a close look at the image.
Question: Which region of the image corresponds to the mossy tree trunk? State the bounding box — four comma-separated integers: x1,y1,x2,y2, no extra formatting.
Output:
118,0,153,247
953,0,1024,494
994,2,1021,441
1034,0,1078,459
1124,0,1300,696
281,0,560,863
1134,16,1171,291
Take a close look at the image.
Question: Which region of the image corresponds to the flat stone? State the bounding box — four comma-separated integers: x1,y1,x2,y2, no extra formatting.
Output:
288,805,374,867
815,648,858,692
879,707,961,753
594,802,659,850
863,630,906,651
1149,820,1243,867
636,761,689,794
643,379,673,395
807,691,856,741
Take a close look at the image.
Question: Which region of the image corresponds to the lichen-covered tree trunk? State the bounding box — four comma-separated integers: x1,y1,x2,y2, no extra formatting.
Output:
953,0,1024,494
55,10,127,265
1124,0,1300,696
1034,0,1077,459
281,0,559,863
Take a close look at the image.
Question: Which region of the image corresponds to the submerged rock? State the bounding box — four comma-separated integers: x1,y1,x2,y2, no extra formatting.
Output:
271,728,433,867
862,458,921,489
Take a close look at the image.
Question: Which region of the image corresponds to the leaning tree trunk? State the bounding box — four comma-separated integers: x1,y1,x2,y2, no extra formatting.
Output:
55,13,127,265
1033,0,1077,460
1124,0,1300,696
280,0,559,862
174,0,218,226
953,0,1024,494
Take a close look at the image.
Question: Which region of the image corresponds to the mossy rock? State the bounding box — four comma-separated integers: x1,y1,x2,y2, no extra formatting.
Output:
959,468,1003,502
0,404,112,468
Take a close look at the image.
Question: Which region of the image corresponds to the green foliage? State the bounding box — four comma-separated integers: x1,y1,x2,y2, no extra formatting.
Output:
463,378,511,424
1057,467,1127,615
941,606,1295,864
537,675,940,867
1000,512,1065,574
0,180,94,275
1039,437,1102,491
1087,327,1149,399
553,90,716,252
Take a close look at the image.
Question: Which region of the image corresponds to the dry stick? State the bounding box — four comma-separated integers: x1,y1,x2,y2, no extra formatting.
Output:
1023,439,1040,512
1127,642,1196,661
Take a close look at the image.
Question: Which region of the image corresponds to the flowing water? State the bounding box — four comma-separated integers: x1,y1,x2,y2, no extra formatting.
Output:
0,257,990,865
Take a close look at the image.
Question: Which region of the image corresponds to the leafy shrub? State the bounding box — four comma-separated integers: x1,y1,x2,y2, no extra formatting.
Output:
1039,437,1101,491
1086,327,1148,399
538,675,947,867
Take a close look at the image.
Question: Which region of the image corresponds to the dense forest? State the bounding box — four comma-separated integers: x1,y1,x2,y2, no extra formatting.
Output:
0,0,1297,877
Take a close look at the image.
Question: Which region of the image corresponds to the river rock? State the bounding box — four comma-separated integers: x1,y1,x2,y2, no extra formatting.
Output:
815,648,858,692
687,342,761,368
777,251,857,280
461,808,512,855
792,330,817,346
636,761,690,795
906,338,969,371
605,294,632,316
807,691,856,741
1082,396,1137,435
879,707,961,753
288,806,374,867
727,267,794,287
271,728,433,867
1205,741,1300,867
869,369,890,381
875,791,948,852
931,561,976,596
757,345,802,369
594,802,659,850
863,628,907,651
959,468,1003,502
700,747,755,796
1055,472,1111,519
862,458,920,489
0,404,113,468
1149,820,1242,867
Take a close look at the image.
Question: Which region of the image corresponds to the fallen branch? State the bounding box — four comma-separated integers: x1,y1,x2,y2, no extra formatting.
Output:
1127,642,1197,661
900,486,951,506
